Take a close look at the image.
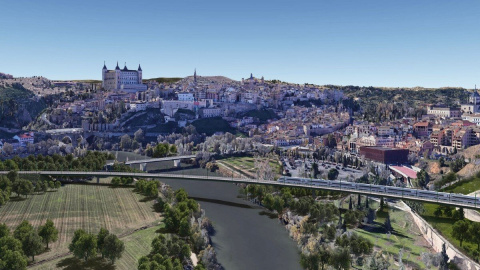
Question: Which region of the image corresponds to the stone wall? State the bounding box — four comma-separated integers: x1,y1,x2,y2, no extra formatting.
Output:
409,209,480,269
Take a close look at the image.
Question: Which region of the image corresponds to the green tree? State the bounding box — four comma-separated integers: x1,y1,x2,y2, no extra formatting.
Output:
469,222,480,250
54,181,61,189
102,234,125,264
452,220,470,247
0,249,28,270
300,252,320,270
38,219,58,249
327,168,339,180
12,180,33,198
69,229,97,261
434,206,443,219
416,169,430,188
97,227,110,257
13,221,34,244
178,218,191,238
0,223,10,238
329,248,350,270
22,231,43,261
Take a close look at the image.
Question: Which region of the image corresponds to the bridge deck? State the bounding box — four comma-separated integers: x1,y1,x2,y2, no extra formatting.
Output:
2,170,480,210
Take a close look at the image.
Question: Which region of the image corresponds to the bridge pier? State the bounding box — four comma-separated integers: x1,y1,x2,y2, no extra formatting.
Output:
174,159,181,168
96,176,99,184
140,163,147,172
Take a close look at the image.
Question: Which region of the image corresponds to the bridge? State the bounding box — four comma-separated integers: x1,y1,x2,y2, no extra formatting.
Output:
3,170,480,210
106,155,196,171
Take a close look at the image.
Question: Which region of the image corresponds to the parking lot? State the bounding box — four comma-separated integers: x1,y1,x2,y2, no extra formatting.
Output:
282,158,364,181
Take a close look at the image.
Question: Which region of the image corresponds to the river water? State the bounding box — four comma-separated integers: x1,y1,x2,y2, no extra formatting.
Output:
113,152,301,270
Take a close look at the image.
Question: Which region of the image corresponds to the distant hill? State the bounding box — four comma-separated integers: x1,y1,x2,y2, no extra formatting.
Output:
145,77,183,84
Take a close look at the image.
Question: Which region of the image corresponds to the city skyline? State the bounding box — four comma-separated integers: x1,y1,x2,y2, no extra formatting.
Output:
1,0,479,88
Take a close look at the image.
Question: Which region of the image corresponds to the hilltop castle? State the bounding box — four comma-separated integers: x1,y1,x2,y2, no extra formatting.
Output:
102,62,147,92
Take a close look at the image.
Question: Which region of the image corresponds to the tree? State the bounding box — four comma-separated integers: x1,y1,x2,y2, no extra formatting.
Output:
14,221,34,244
0,249,28,270
469,222,480,250
22,231,43,261
48,181,55,190
417,169,430,188
384,212,393,233
55,181,61,189
327,168,339,180
452,220,470,247
300,252,320,270
97,227,110,258
453,207,465,220
12,179,33,198
102,234,124,264
134,129,144,143
0,222,10,238
70,229,97,261
178,218,191,238
38,219,58,249
434,206,443,219
329,248,350,270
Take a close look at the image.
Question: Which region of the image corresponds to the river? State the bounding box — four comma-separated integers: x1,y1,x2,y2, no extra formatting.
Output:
113,152,301,270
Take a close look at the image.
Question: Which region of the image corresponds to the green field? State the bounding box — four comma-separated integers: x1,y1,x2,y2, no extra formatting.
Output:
355,207,431,269
31,224,162,270
0,183,160,267
221,156,281,177
442,176,480,195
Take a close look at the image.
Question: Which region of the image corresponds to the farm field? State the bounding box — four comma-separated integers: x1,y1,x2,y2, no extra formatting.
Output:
31,224,162,270
0,183,161,266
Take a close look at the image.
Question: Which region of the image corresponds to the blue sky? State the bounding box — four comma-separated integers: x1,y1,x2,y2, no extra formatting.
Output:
1,0,479,88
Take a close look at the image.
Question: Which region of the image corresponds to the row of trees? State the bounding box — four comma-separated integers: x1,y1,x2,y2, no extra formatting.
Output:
134,180,160,198
0,219,59,270
0,151,114,172
138,188,212,270
111,177,133,187
69,228,124,264
145,143,177,158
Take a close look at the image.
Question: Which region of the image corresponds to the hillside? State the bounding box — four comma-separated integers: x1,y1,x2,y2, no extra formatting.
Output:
144,77,183,84
0,84,47,130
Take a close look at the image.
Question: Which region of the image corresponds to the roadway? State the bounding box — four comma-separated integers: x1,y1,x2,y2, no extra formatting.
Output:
2,170,480,210
106,155,196,166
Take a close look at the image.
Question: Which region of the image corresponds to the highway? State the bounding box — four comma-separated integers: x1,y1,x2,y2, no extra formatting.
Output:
2,170,480,210
106,155,196,166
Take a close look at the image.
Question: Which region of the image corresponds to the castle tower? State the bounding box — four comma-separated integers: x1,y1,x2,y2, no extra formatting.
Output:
115,61,120,90
102,61,107,88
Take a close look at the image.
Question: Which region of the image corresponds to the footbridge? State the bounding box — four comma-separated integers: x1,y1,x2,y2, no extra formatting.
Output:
3,170,480,210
